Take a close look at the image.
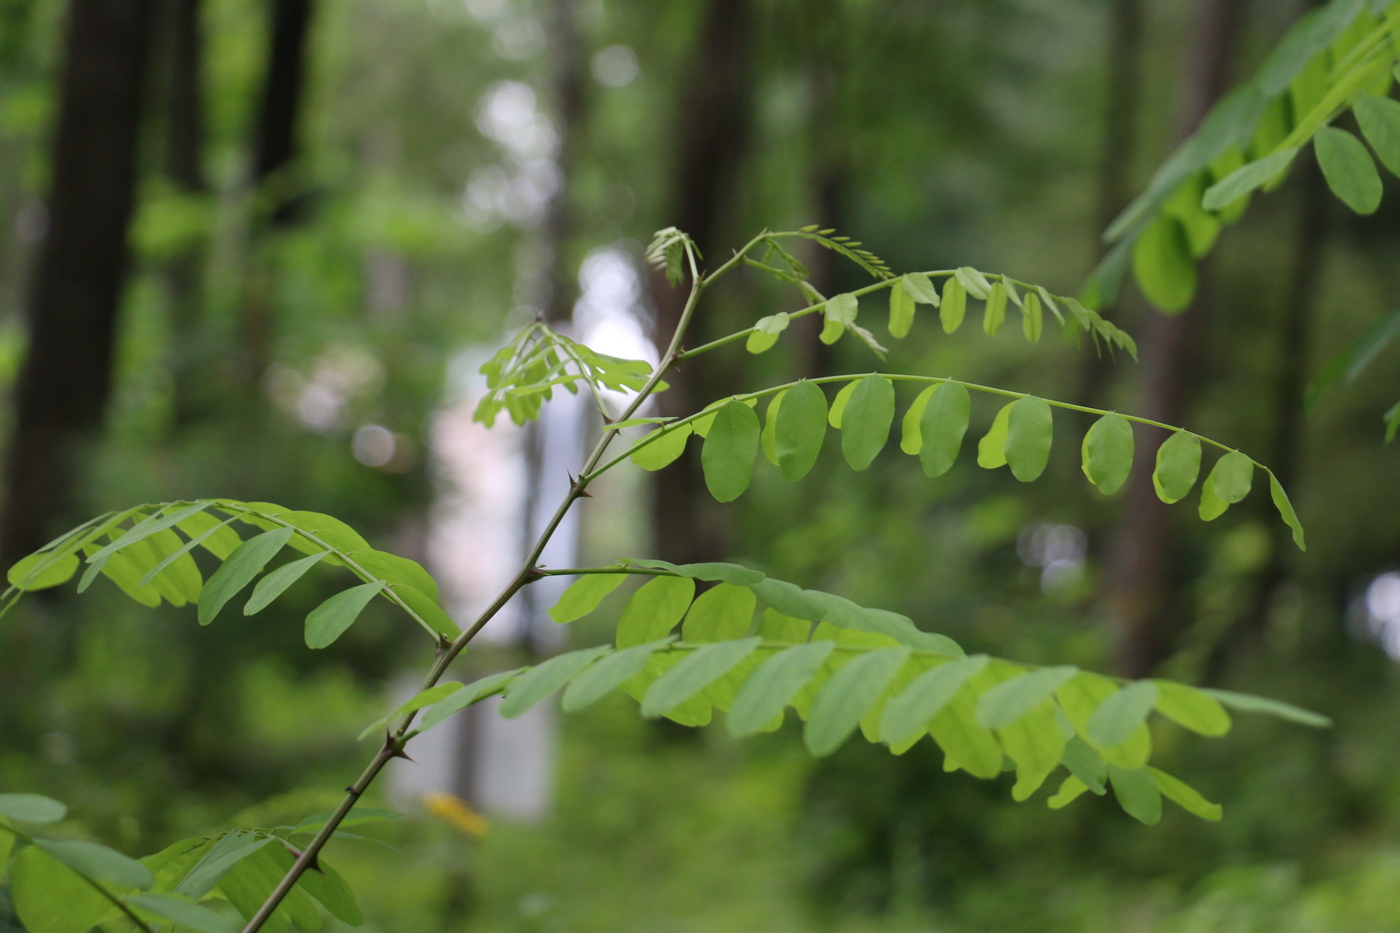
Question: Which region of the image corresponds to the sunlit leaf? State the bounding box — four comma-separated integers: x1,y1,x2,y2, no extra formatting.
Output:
1152,431,1201,504
616,575,695,647
728,641,835,737
840,375,895,471
500,646,612,718
1004,396,1053,482
702,399,761,502
1081,413,1134,495
549,573,628,623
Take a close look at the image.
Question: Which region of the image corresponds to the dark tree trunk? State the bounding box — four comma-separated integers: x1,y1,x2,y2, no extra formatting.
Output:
1242,154,1329,634
238,0,314,387
0,0,156,570
163,0,210,428
1079,0,1146,407
253,0,313,190
650,0,752,564
1105,0,1246,679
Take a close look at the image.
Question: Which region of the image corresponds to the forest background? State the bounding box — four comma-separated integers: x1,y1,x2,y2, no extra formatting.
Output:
1,0,1400,930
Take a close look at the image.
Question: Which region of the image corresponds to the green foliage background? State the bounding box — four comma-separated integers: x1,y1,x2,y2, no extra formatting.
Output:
2,0,1400,929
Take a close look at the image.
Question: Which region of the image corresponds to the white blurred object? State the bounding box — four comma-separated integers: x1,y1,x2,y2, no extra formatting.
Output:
1016,523,1087,594
592,45,639,87
1364,572,1400,659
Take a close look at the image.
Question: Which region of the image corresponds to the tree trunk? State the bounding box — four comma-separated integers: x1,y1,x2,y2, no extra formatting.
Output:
650,0,752,565
163,0,211,428
0,0,156,570
1079,0,1146,407
1105,0,1246,679
239,0,314,387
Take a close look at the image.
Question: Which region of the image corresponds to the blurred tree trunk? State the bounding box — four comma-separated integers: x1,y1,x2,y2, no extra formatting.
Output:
0,0,155,570
1105,0,1245,679
1242,155,1329,635
163,0,210,428
1079,0,1145,407
650,0,752,564
519,0,588,653
239,0,314,388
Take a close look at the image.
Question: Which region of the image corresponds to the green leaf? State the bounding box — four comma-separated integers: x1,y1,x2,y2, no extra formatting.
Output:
977,666,1078,729
219,843,321,932
641,637,761,717
805,647,910,756
630,424,692,471
295,858,364,926
1201,147,1299,210
828,380,858,428
304,580,385,649
87,501,209,564
292,807,404,834
940,276,967,333
1199,476,1230,521
7,551,79,591
1150,767,1222,821
1108,764,1162,825
701,399,761,502
1022,290,1043,342
900,386,936,454
1088,682,1159,748
888,278,916,338
998,700,1066,800
682,582,757,642
728,641,835,737
616,575,695,647
918,382,971,478
549,573,627,623
1152,680,1231,736
197,526,295,625
501,646,612,718
761,390,785,465
243,550,327,615
562,640,669,711
1385,399,1400,443
820,293,858,344
1356,94,1400,177
127,893,238,933
758,606,811,644
954,267,992,299
1047,775,1090,810
625,559,765,586
422,669,525,728
390,583,459,637
140,518,237,587
1209,450,1254,503
11,846,111,933
0,793,67,824
840,375,895,471
176,507,243,560
774,380,828,481
358,682,464,739
174,832,272,899
928,668,1005,778
880,655,989,746
1132,213,1196,312
1268,471,1307,550
983,282,1008,335
1152,431,1201,504
1004,396,1053,482
1203,688,1330,727
977,403,1013,469
902,272,939,305
33,837,152,889
746,312,789,353
1061,735,1108,794
1315,125,1383,214
1081,413,1134,495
